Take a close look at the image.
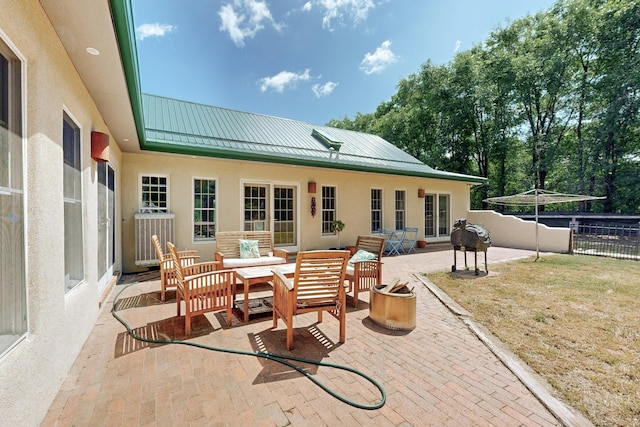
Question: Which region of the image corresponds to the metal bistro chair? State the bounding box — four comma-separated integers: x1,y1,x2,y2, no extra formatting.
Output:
402,227,419,253
383,229,405,256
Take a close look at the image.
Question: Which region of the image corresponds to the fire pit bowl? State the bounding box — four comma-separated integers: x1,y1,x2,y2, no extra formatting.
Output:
369,284,416,330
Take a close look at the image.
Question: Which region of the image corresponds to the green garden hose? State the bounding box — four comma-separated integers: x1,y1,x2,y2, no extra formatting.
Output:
111,282,386,410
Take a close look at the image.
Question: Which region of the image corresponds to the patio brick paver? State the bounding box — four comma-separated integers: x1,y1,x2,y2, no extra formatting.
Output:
42,246,587,426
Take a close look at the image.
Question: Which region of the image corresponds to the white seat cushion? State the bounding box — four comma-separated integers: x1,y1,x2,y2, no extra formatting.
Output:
224,256,286,268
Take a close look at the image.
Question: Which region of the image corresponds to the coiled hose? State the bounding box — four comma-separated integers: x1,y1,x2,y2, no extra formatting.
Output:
111,282,386,410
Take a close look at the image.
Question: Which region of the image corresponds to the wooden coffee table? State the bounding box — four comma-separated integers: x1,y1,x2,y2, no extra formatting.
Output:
234,263,296,322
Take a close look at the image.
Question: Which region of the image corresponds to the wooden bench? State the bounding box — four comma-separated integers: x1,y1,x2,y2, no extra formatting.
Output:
215,231,289,269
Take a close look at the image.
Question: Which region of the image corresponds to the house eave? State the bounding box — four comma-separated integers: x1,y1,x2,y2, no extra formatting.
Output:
143,140,486,184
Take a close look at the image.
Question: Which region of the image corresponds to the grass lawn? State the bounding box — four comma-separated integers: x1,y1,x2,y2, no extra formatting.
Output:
427,254,640,427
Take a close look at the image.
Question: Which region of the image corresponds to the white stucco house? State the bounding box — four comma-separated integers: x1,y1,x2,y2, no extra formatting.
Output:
0,1,494,424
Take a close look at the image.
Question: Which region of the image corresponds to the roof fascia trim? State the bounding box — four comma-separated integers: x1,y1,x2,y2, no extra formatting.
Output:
108,0,146,148
143,140,486,183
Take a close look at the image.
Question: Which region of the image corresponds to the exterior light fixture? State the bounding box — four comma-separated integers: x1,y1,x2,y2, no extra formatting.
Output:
91,131,109,162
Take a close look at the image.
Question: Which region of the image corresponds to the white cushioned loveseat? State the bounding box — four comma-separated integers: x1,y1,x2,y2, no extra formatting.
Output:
214,231,289,269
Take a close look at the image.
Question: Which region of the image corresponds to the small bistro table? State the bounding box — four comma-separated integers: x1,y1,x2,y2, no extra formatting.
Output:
233,263,297,322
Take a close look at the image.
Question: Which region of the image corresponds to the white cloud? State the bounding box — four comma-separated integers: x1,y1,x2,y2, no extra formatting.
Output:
312,81,338,97
360,40,397,75
219,0,282,47
304,0,376,30
453,40,461,53
135,23,176,41
260,69,312,93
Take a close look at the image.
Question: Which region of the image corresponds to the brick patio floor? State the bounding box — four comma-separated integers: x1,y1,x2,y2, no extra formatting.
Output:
42,246,590,426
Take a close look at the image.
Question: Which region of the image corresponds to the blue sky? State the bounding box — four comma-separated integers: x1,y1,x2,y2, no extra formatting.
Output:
132,0,557,125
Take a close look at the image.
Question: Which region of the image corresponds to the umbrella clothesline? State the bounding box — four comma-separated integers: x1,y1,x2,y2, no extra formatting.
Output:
483,189,605,260
484,189,606,207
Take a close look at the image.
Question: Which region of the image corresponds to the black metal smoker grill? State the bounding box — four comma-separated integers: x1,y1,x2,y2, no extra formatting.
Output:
450,218,491,275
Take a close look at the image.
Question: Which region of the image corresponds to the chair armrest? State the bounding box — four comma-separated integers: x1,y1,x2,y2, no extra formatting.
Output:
177,250,198,258
272,270,294,291
273,248,289,261
214,252,225,263
158,258,173,269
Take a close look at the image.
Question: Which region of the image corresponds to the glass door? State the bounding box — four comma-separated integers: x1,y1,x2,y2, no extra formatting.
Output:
244,184,268,231
97,162,115,295
273,186,296,245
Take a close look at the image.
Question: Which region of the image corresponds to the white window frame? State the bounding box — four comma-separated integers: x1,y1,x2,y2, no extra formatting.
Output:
193,177,217,242
0,29,28,357
273,184,297,246
371,188,383,233
63,109,85,293
139,174,169,213
238,180,300,252
424,192,451,239
438,193,451,237
321,185,337,236
395,189,406,230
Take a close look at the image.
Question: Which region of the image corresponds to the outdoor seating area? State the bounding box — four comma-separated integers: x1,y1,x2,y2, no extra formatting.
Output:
214,230,289,268
379,228,420,256
42,246,574,426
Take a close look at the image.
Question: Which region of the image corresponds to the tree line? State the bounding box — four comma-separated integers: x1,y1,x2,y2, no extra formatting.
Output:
328,0,639,213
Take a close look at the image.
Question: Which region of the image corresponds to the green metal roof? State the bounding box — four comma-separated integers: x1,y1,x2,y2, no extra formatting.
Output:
109,0,485,184
142,94,485,183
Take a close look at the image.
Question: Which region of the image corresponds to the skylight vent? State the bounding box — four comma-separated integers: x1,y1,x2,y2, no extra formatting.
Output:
312,128,343,151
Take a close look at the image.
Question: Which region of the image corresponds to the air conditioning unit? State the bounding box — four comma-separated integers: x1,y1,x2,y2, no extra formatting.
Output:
134,213,175,266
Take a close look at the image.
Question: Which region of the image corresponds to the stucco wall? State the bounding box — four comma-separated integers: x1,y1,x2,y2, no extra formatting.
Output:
122,151,473,272
467,210,571,253
0,3,123,425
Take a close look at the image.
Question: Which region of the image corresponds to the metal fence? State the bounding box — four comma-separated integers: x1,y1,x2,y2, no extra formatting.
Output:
572,223,640,261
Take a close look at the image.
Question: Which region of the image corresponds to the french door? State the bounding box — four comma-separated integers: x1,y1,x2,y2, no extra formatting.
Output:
243,183,297,247
97,162,115,295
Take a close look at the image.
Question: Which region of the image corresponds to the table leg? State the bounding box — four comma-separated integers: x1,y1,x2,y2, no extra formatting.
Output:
243,278,250,322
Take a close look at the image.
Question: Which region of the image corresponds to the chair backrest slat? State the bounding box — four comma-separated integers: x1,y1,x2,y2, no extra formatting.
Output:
355,235,385,260
167,242,184,286
293,250,349,308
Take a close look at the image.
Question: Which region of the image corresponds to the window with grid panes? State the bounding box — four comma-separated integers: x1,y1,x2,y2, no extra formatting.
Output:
438,194,450,236
274,186,296,245
394,190,406,230
244,185,267,231
424,193,450,237
371,189,382,232
424,194,435,237
193,178,216,241
140,175,168,213
321,186,336,235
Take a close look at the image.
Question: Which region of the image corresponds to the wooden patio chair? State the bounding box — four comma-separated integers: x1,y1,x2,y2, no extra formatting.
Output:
345,235,385,307
152,234,204,301
271,250,350,350
167,242,233,335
